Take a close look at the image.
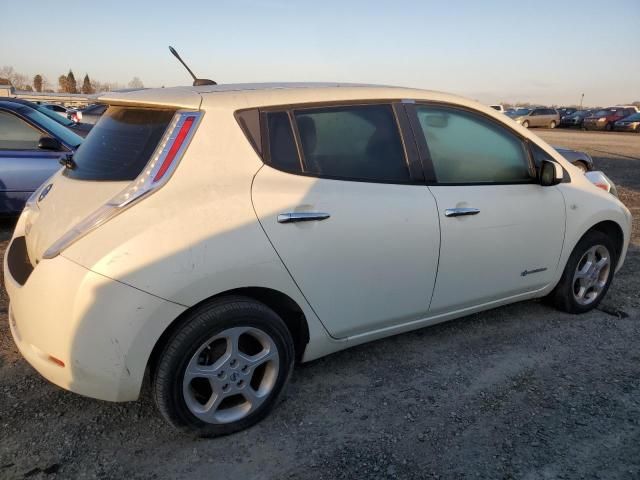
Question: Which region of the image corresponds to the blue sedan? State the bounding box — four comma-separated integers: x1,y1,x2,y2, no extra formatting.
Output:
0,100,83,215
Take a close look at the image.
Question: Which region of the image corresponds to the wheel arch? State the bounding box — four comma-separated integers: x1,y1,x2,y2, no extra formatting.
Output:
147,287,311,375
581,220,625,262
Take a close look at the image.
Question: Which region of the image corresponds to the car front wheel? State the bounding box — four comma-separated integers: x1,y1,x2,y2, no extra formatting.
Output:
522,120,529,128
549,230,616,314
152,296,295,437
549,120,557,129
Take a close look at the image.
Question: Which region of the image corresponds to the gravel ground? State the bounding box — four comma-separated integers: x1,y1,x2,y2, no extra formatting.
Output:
1,129,639,480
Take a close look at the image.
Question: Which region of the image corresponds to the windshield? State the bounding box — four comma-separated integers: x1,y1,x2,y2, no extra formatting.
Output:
18,106,83,148
593,109,613,117
34,103,75,127
514,109,531,116
623,113,640,121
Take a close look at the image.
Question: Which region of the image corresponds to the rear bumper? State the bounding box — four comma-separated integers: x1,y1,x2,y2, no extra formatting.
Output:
3,224,185,402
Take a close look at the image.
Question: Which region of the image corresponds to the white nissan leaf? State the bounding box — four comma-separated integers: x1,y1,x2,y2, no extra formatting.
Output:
3,83,632,436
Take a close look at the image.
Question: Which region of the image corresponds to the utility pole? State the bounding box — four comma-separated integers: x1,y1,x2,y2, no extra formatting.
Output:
580,93,584,110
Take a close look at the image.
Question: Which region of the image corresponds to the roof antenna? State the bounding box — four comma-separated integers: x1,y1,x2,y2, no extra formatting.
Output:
169,46,217,86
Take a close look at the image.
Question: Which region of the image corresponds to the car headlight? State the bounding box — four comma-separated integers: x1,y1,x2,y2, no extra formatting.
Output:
597,117,607,122
585,171,618,197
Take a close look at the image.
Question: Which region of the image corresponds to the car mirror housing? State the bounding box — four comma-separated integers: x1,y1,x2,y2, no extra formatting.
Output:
38,136,63,151
540,160,563,186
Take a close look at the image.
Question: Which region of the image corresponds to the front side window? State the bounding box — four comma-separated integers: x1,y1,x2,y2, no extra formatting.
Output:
415,105,532,184
293,104,410,182
0,110,41,150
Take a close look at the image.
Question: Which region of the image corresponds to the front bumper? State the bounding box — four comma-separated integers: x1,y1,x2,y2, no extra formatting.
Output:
4,226,185,402
583,121,609,130
613,124,639,132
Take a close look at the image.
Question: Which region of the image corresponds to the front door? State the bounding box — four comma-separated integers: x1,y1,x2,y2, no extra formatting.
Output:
409,104,566,313
0,109,62,213
252,104,440,338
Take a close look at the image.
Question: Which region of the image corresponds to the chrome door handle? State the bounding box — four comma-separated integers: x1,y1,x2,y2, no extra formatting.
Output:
277,212,331,224
444,207,480,217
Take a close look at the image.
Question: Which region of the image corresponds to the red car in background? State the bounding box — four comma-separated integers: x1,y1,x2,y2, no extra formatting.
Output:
583,106,638,131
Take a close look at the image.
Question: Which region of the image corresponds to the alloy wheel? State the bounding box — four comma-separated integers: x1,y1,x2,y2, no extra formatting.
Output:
572,245,611,306
182,326,280,424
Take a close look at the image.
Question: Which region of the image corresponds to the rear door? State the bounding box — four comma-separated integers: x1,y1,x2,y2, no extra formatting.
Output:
0,109,62,214
251,103,440,338
407,103,565,313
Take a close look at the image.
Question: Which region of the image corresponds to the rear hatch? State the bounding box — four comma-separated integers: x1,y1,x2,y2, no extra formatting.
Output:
25,106,177,264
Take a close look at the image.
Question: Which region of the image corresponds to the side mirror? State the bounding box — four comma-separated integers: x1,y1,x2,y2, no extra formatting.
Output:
540,160,563,186
38,136,62,151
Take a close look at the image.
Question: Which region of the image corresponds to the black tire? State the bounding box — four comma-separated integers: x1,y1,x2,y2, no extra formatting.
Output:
548,231,617,314
574,161,588,173
605,123,613,131
522,120,529,128
152,296,295,437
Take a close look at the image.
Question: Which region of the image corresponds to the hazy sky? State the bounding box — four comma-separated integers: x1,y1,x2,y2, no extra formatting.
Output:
2,0,638,106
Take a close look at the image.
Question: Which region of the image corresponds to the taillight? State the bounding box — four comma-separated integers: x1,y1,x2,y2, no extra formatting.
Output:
154,116,195,182
42,110,202,259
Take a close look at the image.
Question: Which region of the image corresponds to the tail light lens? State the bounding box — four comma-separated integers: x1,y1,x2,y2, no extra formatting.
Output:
42,110,202,259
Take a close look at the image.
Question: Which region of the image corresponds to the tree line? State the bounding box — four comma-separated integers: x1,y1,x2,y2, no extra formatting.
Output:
0,66,144,94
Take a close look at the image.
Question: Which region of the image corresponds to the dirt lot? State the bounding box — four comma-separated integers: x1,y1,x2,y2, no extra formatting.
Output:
1,129,639,480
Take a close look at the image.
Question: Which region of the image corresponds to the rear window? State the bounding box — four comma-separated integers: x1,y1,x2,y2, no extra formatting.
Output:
64,107,175,181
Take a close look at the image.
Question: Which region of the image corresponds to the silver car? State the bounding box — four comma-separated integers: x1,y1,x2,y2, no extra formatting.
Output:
509,107,560,129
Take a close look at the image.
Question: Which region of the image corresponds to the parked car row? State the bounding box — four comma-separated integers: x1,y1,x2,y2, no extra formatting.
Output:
582,106,639,132
496,104,640,133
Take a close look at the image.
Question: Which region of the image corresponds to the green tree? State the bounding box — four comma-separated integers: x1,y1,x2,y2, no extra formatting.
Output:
66,70,77,93
33,74,43,92
58,74,68,93
81,74,94,94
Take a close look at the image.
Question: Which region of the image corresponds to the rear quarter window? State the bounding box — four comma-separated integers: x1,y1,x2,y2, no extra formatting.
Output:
64,107,175,181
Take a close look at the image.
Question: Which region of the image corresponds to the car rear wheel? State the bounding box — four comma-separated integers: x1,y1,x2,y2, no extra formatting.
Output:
548,230,616,314
605,123,613,131
521,120,529,128
152,296,295,437
549,120,557,129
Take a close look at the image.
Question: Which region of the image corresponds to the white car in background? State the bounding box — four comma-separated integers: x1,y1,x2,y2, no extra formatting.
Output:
489,104,505,113
4,83,632,437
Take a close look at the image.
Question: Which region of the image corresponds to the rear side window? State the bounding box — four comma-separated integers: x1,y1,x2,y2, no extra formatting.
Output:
0,110,41,150
65,107,175,181
415,105,532,184
293,104,410,182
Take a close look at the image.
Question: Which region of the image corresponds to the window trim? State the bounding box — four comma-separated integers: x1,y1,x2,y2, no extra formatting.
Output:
406,101,539,186
0,108,55,152
255,100,424,185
